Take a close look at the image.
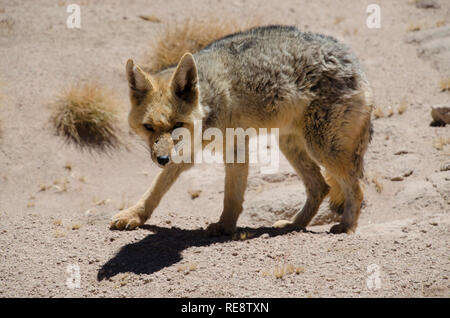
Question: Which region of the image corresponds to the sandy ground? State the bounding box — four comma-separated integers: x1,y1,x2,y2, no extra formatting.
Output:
0,0,449,298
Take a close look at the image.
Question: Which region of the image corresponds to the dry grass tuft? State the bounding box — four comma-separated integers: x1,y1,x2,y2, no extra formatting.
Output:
71,223,81,230
439,78,450,92
138,15,161,23
271,263,305,279
50,83,122,151
39,184,50,192
386,106,394,118
373,106,385,119
435,20,446,28
406,23,421,32
398,98,408,114
188,189,202,200
143,17,262,73
55,229,66,238
232,231,256,241
53,177,69,192
334,16,345,25
367,174,383,193
176,263,198,274
432,136,450,150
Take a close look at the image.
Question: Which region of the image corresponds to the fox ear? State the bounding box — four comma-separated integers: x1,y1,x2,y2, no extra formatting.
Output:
171,53,198,103
126,59,154,100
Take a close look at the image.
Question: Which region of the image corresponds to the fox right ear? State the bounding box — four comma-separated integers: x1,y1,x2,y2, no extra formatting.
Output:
126,59,155,99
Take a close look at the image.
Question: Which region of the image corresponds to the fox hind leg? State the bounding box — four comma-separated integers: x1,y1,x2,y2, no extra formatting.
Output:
328,176,363,234
302,97,371,234
273,134,330,229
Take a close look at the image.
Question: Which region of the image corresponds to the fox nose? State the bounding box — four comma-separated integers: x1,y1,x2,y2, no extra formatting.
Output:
157,155,170,166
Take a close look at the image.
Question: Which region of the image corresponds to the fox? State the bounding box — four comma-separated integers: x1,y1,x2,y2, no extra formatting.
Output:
110,25,373,235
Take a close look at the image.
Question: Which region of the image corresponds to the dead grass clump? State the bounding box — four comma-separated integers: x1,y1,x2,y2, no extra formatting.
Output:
433,136,450,150
50,83,122,150
71,223,81,230
406,23,421,32
138,15,161,23
398,98,408,114
269,264,305,279
188,189,202,200
55,229,66,238
232,231,256,241
143,17,262,73
439,78,450,92
177,263,198,274
373,106,385,119
373,177,383,193
435,20,446,28
64,162,72,171
39,184,50,192
386,106,394,118
334,17,345,25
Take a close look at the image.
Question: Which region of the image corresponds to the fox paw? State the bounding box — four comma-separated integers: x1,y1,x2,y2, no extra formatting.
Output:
329,223,354,234
272,219,293,229
110,208,144,230
205,222,235,237
273,220,304,232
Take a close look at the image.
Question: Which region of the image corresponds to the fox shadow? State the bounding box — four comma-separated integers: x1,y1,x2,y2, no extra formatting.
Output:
97,225,323,281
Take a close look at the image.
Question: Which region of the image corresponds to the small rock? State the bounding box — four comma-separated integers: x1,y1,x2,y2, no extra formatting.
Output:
403,170,413,178
261,233,270,239
431,106,450,126
391,176,404,181
440,163,450,172
415,0,440,9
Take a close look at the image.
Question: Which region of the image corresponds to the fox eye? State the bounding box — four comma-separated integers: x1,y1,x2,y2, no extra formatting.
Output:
173,122,183,129
143,124,154,132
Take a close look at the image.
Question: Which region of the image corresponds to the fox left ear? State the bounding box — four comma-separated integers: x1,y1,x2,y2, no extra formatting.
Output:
171,53,198,104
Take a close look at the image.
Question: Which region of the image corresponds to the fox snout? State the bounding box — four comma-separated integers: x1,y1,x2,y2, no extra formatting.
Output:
151,133,174,167
156,155,170,166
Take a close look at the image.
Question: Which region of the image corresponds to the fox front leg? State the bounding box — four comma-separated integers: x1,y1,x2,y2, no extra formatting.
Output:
110,163,192,230
206,159,249,236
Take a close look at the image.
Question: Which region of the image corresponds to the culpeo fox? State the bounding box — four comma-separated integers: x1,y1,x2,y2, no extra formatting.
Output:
110,25,373,235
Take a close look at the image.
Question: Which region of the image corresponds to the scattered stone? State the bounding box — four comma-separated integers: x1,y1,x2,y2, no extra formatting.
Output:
391,176,404,181
431,107,450,127
440,163,450,172
415,0,440,9
403,170,414,178
394,150,409,155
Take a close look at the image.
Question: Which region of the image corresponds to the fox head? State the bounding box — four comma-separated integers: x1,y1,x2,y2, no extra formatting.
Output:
126,53,203,167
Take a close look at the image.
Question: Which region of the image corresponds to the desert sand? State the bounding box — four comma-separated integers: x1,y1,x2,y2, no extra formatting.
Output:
0,0,449,297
